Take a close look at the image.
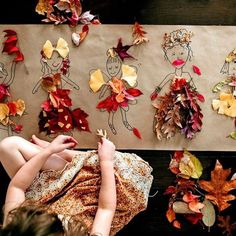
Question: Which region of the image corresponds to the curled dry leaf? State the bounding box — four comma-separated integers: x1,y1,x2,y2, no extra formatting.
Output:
132,22,149,45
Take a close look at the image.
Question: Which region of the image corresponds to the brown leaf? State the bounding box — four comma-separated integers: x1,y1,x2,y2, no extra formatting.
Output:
199,160,236,212
218,215,236,236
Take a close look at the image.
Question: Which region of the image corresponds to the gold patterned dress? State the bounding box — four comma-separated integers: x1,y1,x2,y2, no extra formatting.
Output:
25,150,153,235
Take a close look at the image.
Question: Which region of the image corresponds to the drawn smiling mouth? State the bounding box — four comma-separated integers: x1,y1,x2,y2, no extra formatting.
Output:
52,62,60,67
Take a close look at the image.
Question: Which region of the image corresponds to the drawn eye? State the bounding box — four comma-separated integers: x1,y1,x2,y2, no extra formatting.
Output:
172,53,176,56
108,67,112,70
234,60,236,64
115,65,119,69
180,52,184,55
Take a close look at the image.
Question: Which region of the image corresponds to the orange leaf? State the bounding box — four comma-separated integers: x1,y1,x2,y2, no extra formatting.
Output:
173,220,181,229
188,200,204,213
166,207,176,223
132,22,149,45
199,160,236,212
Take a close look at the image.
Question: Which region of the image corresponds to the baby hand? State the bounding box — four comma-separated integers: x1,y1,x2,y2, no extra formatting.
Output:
47,135,78,154
98,138,115,162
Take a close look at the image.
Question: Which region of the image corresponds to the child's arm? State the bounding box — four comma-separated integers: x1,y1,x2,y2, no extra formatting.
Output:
90,138,116,236
3,135,77,225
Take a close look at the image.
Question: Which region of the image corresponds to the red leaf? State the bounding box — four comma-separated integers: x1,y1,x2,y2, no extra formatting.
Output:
126,88,143,97
82,24,89,32
41,100,52,112
113,38,134,61
193,65,201,75
2,30,24,63
97,95,119,112
150,90,158,100
172,59,185,67
14,51,24,62
3,29,17,36
196,93,205,102
133,127,142,139
185,213,203,224
91,19,101,24
7,102,17,116
13,124,23,133
164,186,176,195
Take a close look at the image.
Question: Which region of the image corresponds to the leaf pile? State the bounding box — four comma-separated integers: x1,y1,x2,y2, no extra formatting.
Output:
165,151,236,234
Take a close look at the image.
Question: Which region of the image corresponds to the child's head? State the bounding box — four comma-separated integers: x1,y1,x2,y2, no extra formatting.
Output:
1,205,88,236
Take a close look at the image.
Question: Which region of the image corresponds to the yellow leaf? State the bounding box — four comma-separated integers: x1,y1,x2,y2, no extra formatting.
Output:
121,65,137,87
0,103,9,121
15,99,25,116
35,0,54,15
178,150,203,179
89,69,106,92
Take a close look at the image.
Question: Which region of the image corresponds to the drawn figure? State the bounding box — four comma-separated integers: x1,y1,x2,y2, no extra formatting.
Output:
151,29,204,140
0,30,25,136
32,38,90,135
89,40,142,138
212,48,236,139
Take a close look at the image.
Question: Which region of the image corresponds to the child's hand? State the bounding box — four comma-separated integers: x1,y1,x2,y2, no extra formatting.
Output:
98,138,115,162
47,135,78,154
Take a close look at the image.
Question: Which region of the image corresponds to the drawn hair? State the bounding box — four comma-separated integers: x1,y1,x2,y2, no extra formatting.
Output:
162,29,194,61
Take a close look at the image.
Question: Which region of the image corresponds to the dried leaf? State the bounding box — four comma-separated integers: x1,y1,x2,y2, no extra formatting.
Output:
113,38,134,61
172,201,194,214
188,200,204,213
173,220,181,229
133,127,142,139
2,30,24,62
166,207,176,223
193,65,201,75
178,150,203,179
229,131,236,140
201,199,216,228
199,160,236,212
132,22,149,45
218,215,236,236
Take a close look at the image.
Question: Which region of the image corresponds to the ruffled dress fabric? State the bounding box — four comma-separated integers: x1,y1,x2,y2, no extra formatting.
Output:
25,150,153,235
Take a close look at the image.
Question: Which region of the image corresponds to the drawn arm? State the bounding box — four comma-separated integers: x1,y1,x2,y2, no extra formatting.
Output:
61,76,80,90
4,62,16,86
32,78,43,94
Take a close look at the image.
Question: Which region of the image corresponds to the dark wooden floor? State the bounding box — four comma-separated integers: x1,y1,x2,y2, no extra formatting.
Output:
1,1,236,235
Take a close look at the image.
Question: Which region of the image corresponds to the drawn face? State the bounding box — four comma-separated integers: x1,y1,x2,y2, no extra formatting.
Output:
106,56,122,77
0,63,8,82
165,44,190,69
46,51,63,72
228,59,236,75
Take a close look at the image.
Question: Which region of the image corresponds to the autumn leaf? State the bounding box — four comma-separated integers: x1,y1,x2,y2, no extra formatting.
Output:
218,215,236,236
166,207,176,223
132,22,149,45
193,65,201,75
133,127,142,139
199,160,236,212
113,38,134,61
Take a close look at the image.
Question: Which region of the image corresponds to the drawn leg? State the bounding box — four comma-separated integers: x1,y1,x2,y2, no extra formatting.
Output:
108,112,117,135
120,107,133,131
